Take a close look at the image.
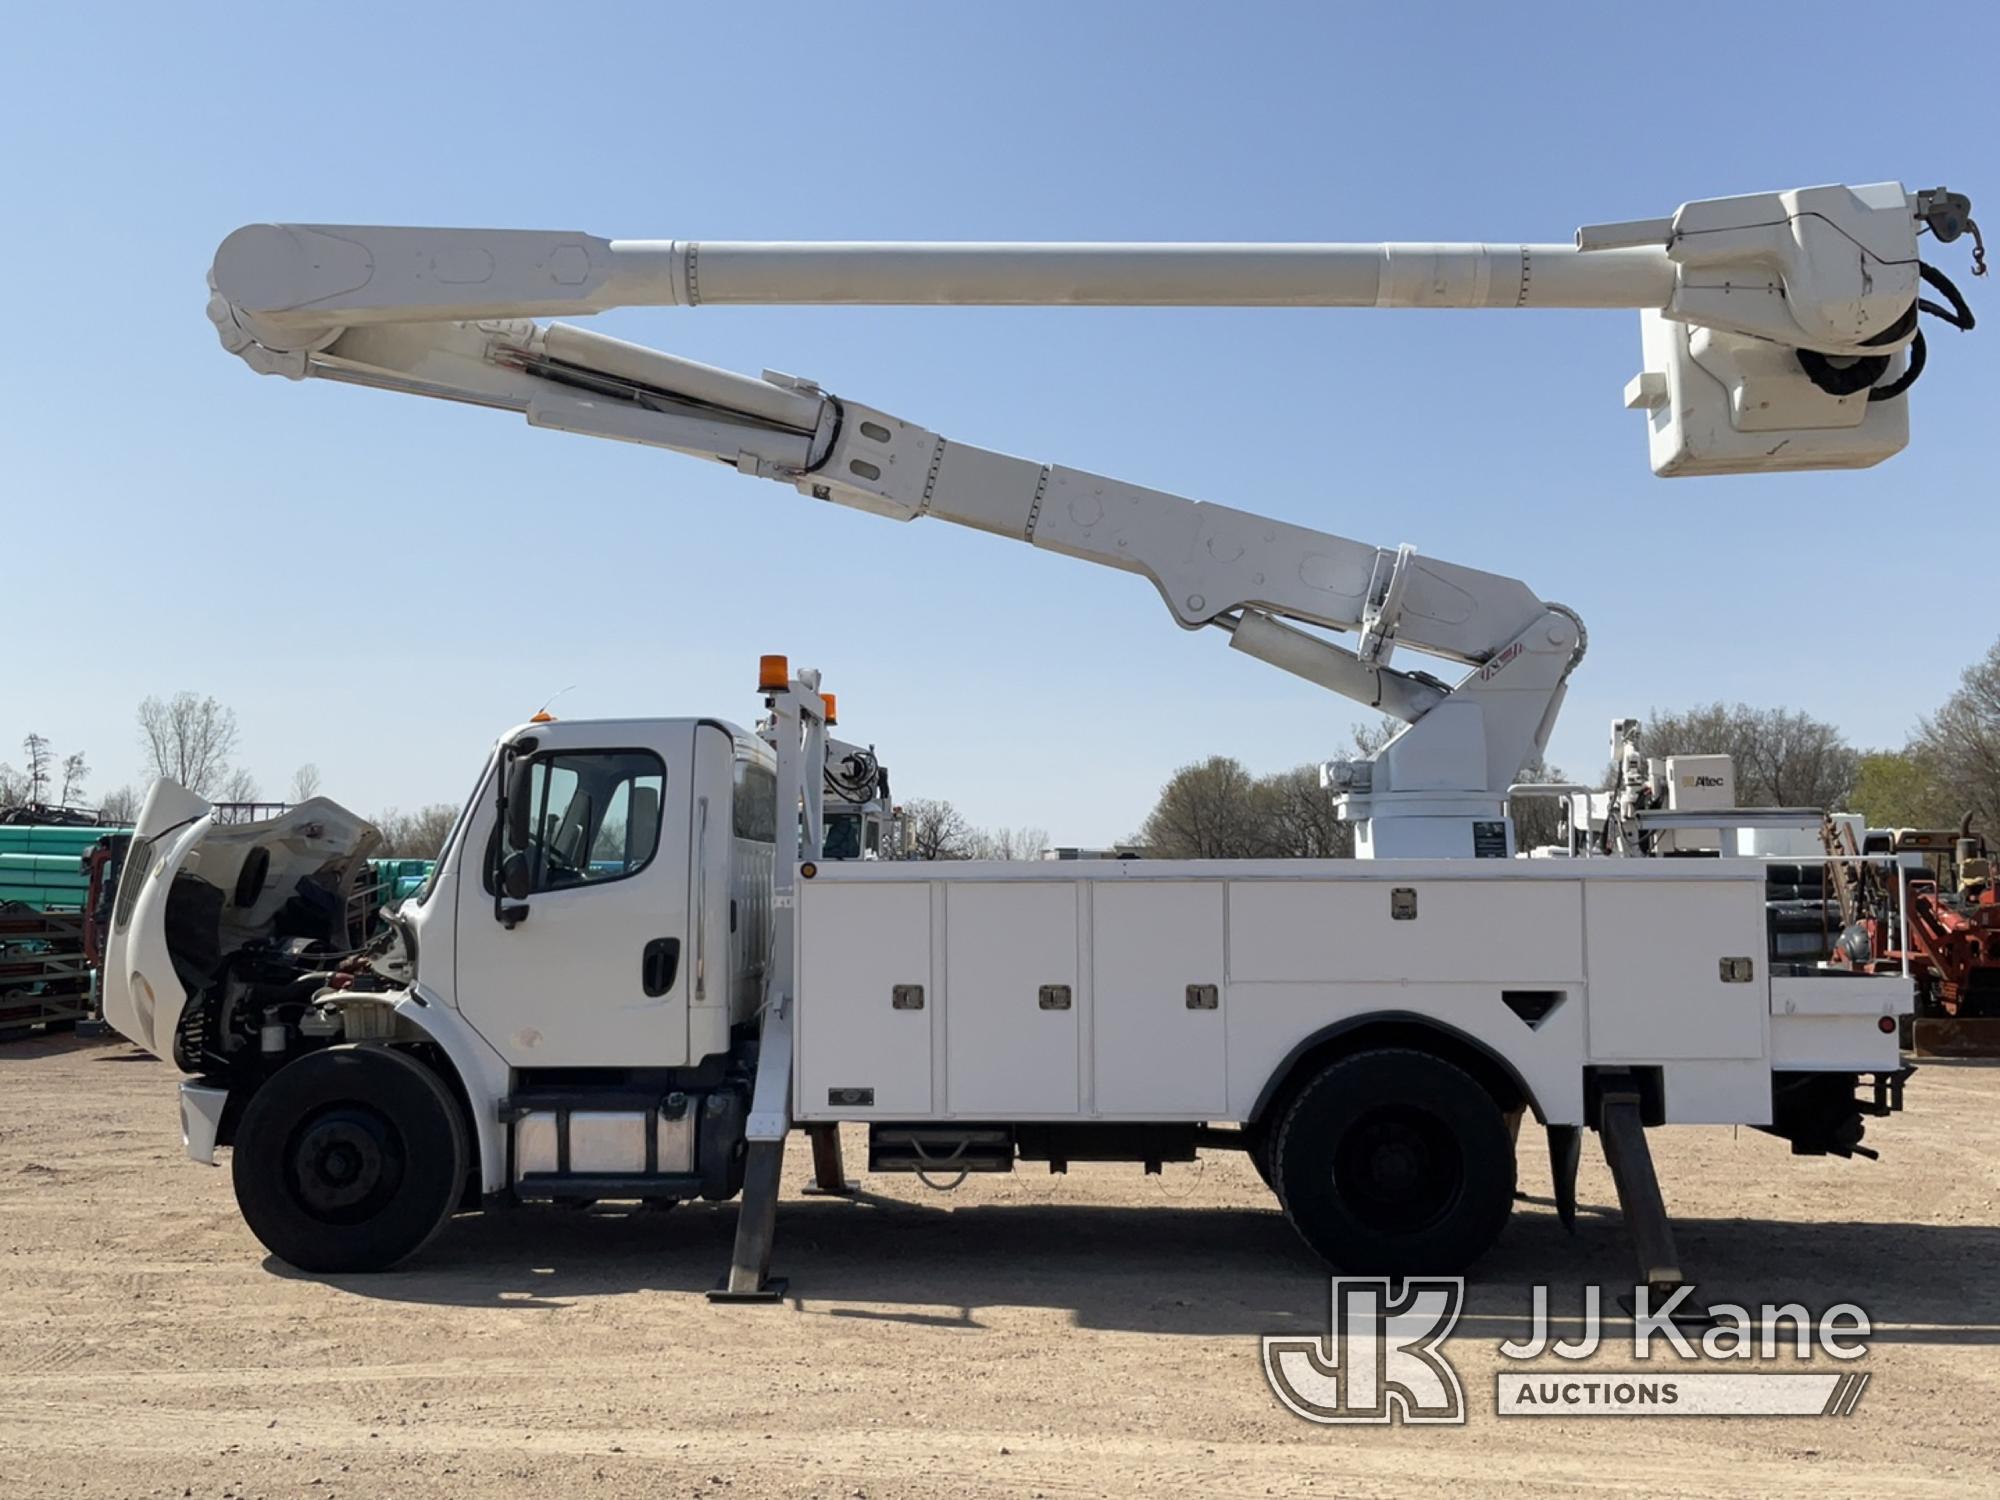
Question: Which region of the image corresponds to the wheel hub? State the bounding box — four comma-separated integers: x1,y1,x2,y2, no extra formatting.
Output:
1334,1106,1463,1234
289,1108,401,1218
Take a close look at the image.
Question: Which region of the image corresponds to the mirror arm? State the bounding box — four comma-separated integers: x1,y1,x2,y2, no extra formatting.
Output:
493,743,514,926
493,735,540,925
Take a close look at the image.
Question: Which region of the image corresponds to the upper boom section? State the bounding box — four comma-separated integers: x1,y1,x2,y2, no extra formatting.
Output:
213,182,1967,357
215,223,1673,329
209,181,1981,479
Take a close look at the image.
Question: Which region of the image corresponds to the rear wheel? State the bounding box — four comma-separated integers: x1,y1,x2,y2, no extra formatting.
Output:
1273,1047,1514,1274
232,1044,468,1273
1250,1130,1276,1190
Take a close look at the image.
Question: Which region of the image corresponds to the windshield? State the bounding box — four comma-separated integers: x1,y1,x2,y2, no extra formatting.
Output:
410,752,495,907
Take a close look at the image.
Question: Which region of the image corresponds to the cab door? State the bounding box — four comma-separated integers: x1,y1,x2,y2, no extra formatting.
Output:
454,722,694,1069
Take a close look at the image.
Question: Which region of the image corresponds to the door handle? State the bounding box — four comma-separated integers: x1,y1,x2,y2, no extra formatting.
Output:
642,937,681,997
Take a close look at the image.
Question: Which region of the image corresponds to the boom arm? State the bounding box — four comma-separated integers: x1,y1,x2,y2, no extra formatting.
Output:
205,180,1979,855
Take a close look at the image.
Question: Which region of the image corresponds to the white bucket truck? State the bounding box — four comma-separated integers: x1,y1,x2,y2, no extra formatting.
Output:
101,180,1981,1296
106,659,1912,1299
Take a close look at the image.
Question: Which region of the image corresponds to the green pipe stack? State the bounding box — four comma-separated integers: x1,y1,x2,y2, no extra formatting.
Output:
0,825,123,911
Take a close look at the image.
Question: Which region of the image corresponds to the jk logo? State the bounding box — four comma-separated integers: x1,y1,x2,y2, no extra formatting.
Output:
1262,1277,1467,1425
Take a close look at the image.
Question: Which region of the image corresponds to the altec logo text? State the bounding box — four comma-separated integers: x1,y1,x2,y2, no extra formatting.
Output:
1262,1280,1873,1425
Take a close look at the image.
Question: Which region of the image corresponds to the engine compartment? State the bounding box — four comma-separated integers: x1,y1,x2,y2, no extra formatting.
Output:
146,798,405,1076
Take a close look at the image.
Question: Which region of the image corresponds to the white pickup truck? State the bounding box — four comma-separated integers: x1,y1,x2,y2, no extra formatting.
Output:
102,663,1912,1298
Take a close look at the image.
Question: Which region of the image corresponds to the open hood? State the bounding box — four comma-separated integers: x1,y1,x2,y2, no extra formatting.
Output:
102,782,381,1066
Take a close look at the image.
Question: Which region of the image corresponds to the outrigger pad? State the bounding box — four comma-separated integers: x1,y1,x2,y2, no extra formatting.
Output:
707,1277,790,1304
713,1140,788,1304
1614,1287,1718,1331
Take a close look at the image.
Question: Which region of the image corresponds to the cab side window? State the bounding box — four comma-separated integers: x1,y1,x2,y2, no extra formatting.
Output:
500,749,667,894
732,759,777,843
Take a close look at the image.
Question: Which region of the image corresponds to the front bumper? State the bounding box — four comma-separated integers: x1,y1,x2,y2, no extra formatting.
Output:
179,1082,229,1165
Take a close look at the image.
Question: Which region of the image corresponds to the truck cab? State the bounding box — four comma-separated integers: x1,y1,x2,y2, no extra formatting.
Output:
426,715,774,1070
103,716,779,1270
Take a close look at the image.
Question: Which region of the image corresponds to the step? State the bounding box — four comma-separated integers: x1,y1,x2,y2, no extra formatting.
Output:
868,1125,1014,1175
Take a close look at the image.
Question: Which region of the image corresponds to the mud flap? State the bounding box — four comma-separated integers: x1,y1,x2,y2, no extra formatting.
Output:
1545,1123,1580,1234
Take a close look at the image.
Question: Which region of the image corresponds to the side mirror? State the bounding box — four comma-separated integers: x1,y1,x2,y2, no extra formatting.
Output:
505,757,536,851
500,848,532,902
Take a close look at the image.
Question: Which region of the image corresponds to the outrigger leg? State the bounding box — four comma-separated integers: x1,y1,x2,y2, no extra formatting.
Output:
1593,1072,1697,1313
802,1123,859,1196
709,990,796,1304
711,657,832,1303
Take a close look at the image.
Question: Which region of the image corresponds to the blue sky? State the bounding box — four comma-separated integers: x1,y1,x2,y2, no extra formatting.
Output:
6,2,1995,842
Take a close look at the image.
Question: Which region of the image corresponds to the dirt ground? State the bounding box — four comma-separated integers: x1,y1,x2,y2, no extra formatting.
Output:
2,1034,1996,1499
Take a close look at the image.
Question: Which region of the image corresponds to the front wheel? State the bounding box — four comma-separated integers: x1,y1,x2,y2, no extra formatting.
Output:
1273,1047,1515,1275
232,1044,468,1273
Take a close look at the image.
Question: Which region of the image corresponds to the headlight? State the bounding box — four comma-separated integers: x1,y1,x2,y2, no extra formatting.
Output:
131,971,157,1048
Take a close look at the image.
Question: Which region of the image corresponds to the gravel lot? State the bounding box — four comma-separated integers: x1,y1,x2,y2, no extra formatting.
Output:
2,1032,1996,1498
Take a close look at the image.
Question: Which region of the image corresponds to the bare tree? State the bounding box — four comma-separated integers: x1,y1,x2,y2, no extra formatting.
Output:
58,751,89,808
1914,637,2000,834
371,804,462,859
1259,764,1352,858
21,734,52,804
219,766,262,804
98,785,142,825
968,825,1052,860
1507,753,1571,853
1348,717,1401,759
1133,719,1565,859
903,797,976,860
1136,719,1400,859
137,692,239,797
0,762,26,808
289,763,323,803
1638,702,1857,811
1136,756,1268,859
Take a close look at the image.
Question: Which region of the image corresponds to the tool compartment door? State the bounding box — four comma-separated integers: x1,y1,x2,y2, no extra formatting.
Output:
796,880,933,1116
946,882,1080,1115
1092,881,1226,1114
1584,876,1768,1060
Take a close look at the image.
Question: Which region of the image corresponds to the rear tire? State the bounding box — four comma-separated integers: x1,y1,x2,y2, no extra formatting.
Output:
232,1044,468,1273
1273,1047,1514,1275
1249,1124,1278,1191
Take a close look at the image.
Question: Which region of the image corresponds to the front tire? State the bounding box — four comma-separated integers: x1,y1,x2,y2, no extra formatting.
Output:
1273,1047,1515,1275
232,1044,468,1273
